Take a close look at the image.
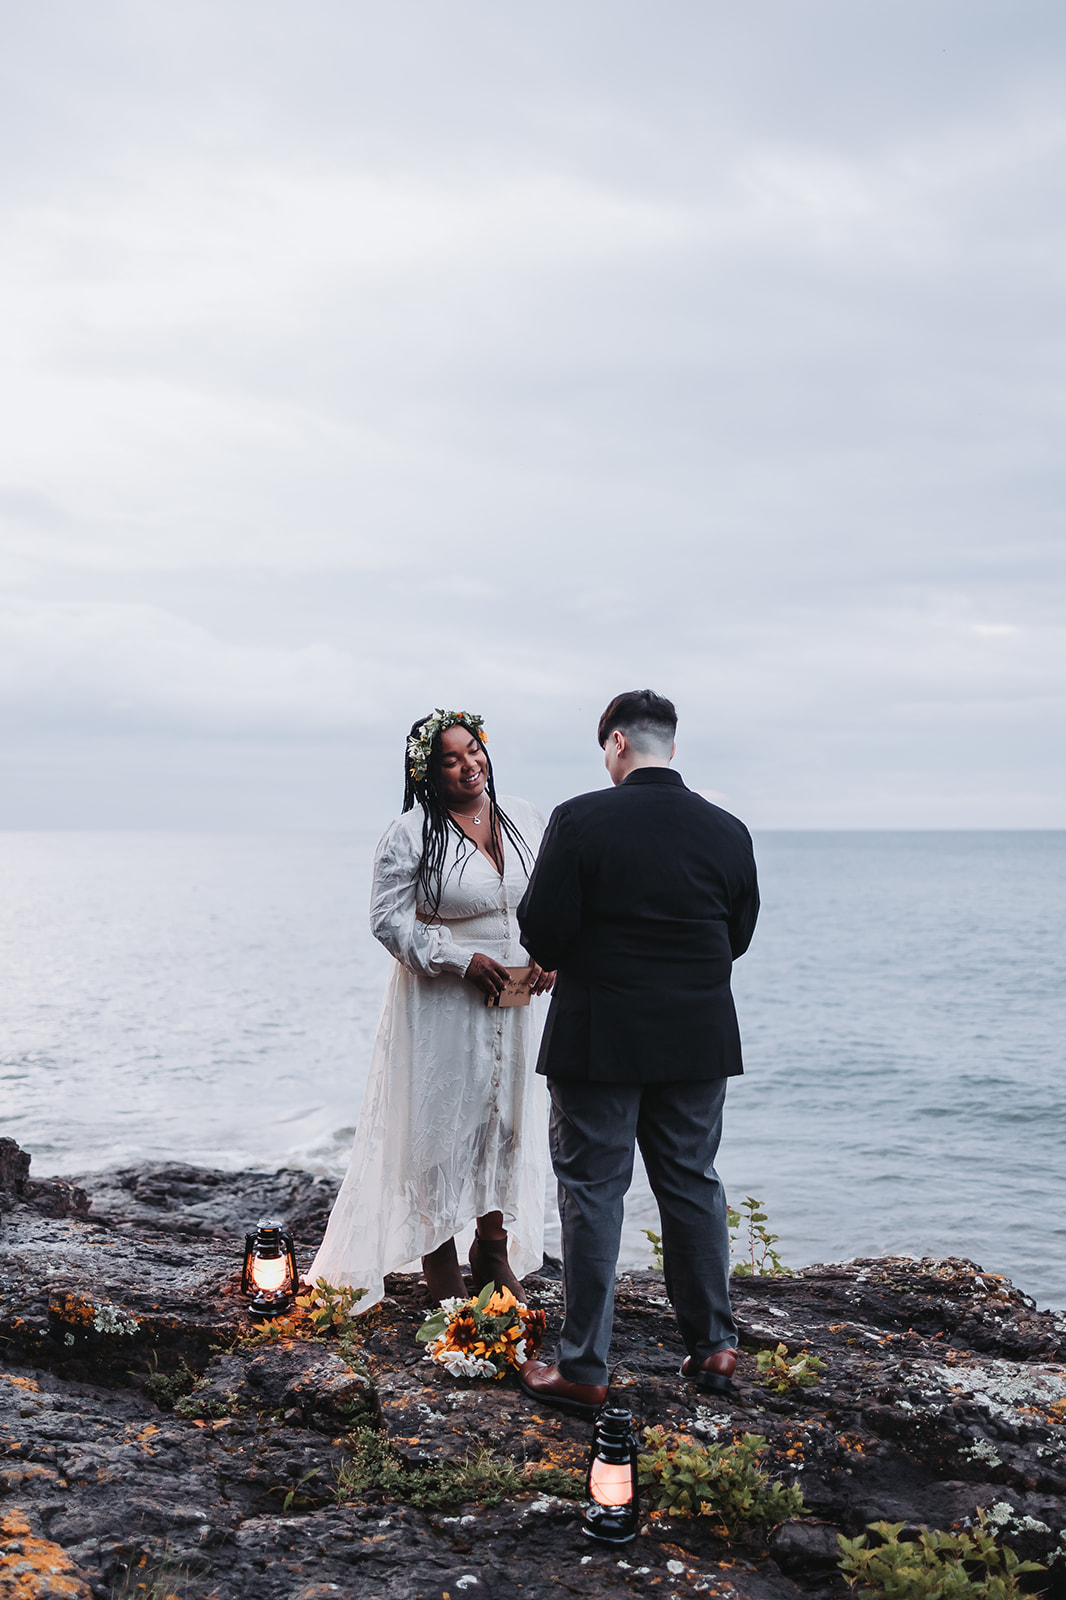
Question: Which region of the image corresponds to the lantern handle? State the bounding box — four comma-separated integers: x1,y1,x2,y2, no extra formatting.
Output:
284,1232,299,1294
240,1232,257,1295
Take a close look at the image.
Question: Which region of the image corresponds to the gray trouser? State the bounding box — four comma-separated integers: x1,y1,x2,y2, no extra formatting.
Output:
548,1075,737,1386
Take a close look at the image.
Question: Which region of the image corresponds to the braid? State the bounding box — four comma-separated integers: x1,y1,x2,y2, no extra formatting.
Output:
401,714,533,919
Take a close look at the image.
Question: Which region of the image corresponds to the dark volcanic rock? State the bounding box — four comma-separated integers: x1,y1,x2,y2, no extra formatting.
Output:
1,1145,1065,1600
187,1340,376,1433
62,1159,341,1244
0,1135,89,1221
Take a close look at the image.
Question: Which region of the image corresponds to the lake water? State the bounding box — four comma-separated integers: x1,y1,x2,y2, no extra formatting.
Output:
2,830,1063,1307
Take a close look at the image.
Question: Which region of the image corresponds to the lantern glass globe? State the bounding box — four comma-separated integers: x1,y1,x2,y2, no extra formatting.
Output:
251,1255,288,1293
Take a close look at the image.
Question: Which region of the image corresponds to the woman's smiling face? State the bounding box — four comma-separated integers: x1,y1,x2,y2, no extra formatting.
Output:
437,723,489,808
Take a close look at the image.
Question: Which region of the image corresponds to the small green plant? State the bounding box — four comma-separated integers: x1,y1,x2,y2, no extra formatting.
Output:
647,1198,792,1277
173,1380,240,1420
236,1315,290,1346
755,1342,826,1393
638,1427,806,1537
279,1467,326,1513
295,1278,367,1333
730,1196,793,1277
838,1515,1044,1600
335,1427,584,1512
144,1357,200,1411
236,1278,367,1348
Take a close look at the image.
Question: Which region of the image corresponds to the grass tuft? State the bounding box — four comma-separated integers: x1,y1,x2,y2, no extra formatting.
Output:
334,1427,583,1512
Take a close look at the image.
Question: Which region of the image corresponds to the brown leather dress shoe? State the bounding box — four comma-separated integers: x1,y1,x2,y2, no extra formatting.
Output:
519,1360,607,1420
680,1348,738,1395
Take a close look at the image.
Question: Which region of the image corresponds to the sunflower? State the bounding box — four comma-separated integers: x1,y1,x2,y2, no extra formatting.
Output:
444,1312,481,1351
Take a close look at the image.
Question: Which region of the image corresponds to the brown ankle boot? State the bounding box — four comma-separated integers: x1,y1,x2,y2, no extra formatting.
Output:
468,1229,525,1302
421,1239,467,1304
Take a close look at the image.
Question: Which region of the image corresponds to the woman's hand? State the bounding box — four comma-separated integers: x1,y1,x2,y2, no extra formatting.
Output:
464,952,512,1000
529,963,556,996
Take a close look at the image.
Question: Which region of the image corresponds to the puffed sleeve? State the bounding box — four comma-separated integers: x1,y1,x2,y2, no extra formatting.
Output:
369,818,473,978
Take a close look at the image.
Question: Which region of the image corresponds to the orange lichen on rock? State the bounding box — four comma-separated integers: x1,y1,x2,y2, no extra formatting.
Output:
0,1508,92,1599
0,1464,62,1494
3,1377,40,1394
47,1295,98,1327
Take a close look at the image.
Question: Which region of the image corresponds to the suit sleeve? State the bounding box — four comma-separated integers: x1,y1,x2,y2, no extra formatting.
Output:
516,804,582,970
727,836,760,960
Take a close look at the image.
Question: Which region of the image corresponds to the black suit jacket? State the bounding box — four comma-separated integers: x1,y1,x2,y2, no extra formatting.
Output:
517,767,759,1083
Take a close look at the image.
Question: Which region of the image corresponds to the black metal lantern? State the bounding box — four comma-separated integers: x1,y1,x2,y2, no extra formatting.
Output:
241,1217,299,1320
583,1405,640,1545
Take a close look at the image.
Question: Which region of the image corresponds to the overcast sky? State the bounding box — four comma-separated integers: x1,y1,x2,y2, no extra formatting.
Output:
2,1,1064,829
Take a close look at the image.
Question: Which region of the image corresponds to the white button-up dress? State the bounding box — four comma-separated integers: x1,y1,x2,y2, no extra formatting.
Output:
310,797,549,1310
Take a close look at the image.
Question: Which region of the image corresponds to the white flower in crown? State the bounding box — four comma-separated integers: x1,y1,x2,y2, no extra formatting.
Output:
407,709,486,784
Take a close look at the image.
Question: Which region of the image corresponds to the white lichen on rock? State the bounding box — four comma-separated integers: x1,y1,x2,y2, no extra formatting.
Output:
963,1438,1003,1468
91,1303,139,1336
982,1501,1051,1536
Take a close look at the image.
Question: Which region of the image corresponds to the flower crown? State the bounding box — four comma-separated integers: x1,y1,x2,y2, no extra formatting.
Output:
407,709,487,784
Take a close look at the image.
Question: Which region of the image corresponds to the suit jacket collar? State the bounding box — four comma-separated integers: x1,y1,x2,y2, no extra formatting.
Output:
620,767,686,789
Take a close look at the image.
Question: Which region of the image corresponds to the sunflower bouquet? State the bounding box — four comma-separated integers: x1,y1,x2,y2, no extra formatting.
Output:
416,1283,547,1380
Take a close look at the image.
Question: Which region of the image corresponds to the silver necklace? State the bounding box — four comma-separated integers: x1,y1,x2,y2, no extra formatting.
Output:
451,792,488,825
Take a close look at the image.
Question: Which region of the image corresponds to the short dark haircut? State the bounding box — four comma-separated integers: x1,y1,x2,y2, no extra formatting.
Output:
597,689,678,751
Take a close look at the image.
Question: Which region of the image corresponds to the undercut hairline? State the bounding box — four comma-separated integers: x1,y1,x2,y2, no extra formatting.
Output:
606,719,675,757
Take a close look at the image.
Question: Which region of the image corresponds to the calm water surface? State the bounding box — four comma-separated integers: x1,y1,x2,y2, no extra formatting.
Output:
2,831,1063,1305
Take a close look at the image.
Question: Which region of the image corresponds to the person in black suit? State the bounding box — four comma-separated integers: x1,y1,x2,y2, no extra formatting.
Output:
516,689,759,1418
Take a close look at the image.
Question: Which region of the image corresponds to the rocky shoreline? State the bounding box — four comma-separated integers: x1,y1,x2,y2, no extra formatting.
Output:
2,1140,1064,1599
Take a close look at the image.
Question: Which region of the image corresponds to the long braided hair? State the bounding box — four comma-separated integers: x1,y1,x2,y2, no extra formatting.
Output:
401,714,534,922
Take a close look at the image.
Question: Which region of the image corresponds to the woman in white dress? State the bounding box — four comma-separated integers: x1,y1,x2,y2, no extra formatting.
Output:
310,709,553,1310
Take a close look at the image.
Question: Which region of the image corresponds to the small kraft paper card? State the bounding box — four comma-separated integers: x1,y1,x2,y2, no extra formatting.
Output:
485,966,534,1008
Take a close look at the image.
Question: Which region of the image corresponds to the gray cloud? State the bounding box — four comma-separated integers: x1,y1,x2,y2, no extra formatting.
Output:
1,1,1064,826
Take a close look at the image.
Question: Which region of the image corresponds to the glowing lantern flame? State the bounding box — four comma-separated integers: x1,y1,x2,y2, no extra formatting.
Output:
589,1458,634,1506
250,1254,288,1294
